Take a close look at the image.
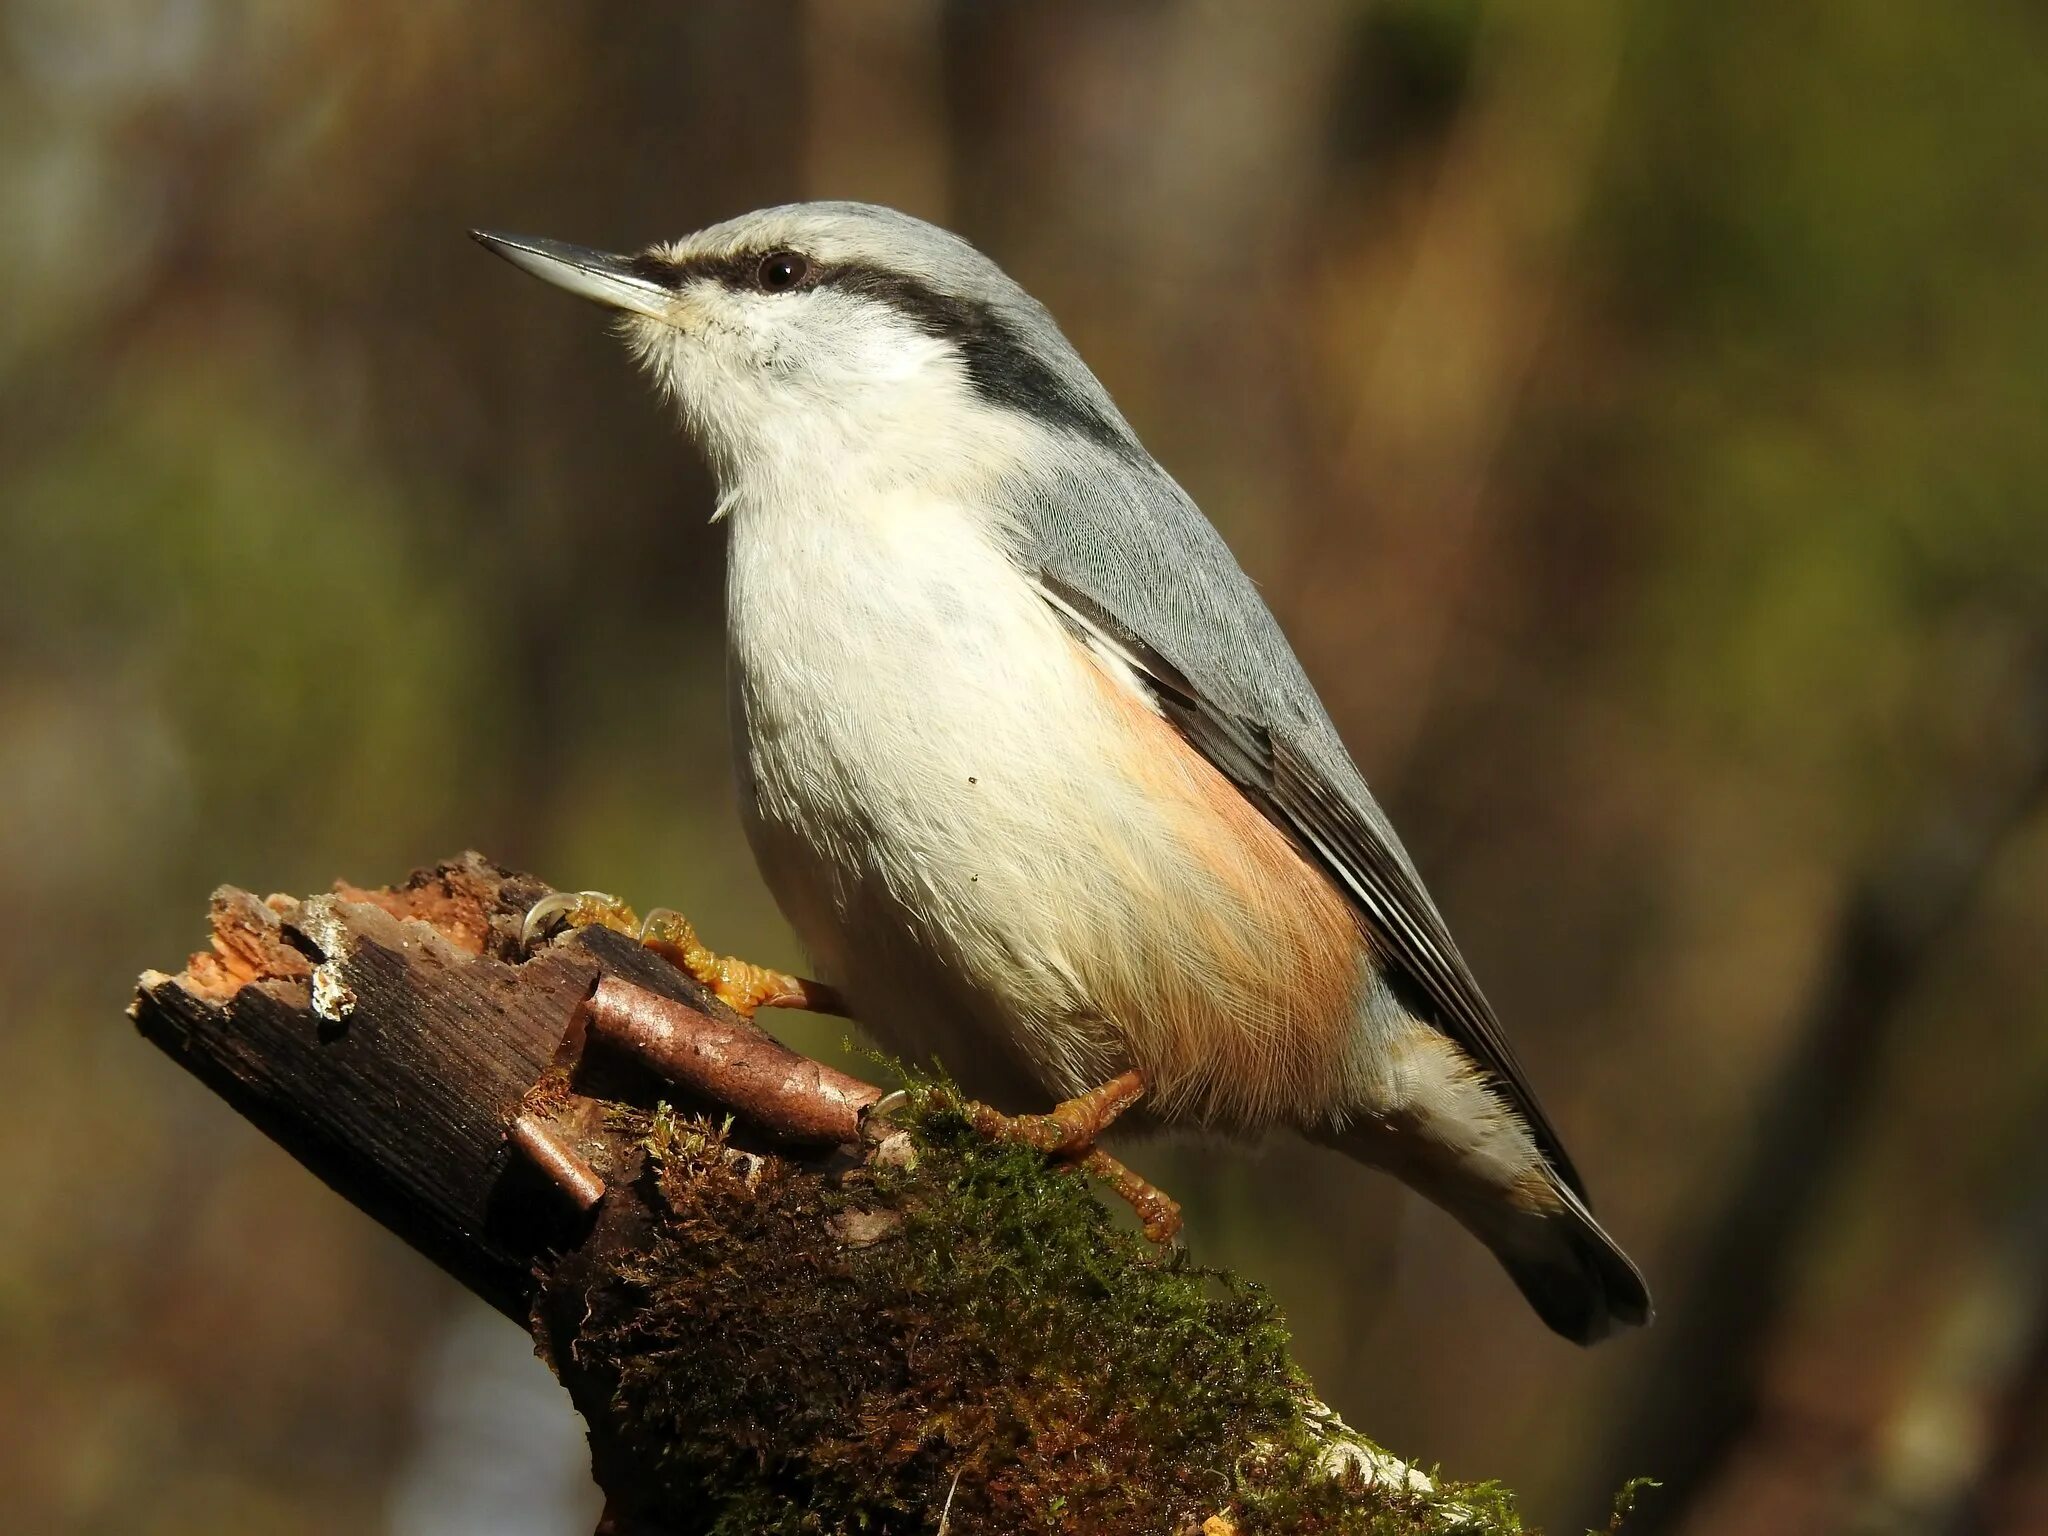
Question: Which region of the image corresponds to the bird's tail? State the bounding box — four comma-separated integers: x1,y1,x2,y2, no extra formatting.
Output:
1473,1179,1652,1345
1326,1124,1652,1345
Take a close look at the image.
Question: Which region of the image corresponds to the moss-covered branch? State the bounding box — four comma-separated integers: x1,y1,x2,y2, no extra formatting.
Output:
131,855,1522,1534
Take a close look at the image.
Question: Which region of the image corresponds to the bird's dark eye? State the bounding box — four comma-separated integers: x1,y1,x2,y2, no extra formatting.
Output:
755,251,810,292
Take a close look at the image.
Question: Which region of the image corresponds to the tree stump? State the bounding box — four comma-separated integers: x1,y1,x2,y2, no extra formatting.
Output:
131,853,1517,1535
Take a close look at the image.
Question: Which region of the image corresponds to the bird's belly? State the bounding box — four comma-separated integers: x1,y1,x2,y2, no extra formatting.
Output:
727,499,1368,1128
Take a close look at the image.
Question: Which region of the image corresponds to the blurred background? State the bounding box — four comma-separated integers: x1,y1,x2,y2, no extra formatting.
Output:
4,2,2048,1532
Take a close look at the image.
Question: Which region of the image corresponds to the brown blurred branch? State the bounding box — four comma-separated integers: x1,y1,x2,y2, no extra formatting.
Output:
130,854,1501,1536
1577,652,2048,1534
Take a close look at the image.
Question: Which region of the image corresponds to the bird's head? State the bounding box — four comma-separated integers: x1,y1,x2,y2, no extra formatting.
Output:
474,202,1139,495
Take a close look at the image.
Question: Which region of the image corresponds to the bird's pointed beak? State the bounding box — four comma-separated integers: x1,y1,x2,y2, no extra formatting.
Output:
470,230,673,319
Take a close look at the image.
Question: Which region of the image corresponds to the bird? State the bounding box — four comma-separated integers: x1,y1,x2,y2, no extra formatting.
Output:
474,203,1651,1344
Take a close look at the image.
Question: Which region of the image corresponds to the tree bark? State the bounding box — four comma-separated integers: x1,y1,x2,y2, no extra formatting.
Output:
130,854,1514,1536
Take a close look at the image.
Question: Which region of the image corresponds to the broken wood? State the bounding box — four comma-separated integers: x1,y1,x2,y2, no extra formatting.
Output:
582,974,880,1145
130,853,1519,1535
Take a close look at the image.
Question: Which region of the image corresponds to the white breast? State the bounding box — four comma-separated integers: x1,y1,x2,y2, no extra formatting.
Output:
724,478,1369,1126
727,480,1098,1082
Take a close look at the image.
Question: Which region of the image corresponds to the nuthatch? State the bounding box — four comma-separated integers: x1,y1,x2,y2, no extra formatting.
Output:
475,204,1650,1343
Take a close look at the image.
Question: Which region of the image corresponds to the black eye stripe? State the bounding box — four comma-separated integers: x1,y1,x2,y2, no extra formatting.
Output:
624,252,689,286
632,251,754,289
638,249,1140,458
822,265,1139,458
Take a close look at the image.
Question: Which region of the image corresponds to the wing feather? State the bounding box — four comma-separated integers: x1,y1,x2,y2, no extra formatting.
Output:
1035,570,1586,1197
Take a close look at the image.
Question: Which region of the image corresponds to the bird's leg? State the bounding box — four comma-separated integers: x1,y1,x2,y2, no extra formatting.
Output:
522,891,849,1019
961,1070,1184,1243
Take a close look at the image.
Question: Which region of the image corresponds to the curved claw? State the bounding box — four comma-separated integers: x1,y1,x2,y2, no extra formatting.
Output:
521,890,623,955
521,893,581,954
860,1089,920,1169
638,906,684,943
864,1089,913,1124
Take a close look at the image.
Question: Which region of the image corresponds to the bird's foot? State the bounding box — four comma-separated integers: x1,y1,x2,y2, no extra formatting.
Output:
1076,1146,1183,1245
963,1071,1183,1243
966,1068,1147,1157
523,891,847,1019
522,888,642,949
637,907,848,1018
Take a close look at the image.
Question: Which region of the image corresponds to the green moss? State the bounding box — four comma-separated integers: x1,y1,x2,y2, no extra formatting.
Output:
568,1082,1522,1535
